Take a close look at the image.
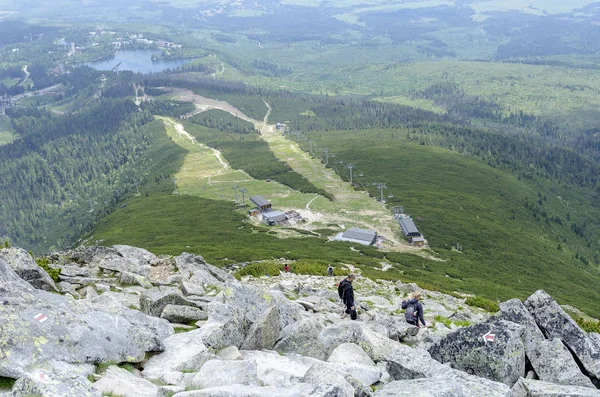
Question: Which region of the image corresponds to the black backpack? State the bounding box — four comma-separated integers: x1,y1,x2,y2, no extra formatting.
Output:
338,279,347,300
405,302,417,322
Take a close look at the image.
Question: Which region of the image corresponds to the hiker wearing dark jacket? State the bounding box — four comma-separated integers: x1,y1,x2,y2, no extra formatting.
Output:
338,273,357,320
402,291,426,327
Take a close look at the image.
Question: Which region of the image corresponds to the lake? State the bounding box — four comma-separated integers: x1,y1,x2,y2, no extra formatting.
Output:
86,49,190,74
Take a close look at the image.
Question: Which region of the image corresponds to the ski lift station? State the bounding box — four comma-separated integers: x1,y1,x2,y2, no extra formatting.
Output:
399,217,425,246
334,227,378,246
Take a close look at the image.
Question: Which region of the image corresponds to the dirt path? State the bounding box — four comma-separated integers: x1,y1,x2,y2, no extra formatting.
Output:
18,65,29,87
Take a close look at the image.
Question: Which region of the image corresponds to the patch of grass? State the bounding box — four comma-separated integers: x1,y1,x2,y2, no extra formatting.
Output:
464,296,499,313
0,377,15,390
434,315,470,328
235,259,332,278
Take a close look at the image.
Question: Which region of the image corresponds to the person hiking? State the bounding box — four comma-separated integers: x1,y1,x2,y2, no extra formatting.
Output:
327,265,334,277
337,273,357,320
401,291,426,328
284,264,290,273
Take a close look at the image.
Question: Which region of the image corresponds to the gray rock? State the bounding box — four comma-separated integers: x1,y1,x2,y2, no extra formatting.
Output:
57,281,80,297
386,345,451,380
371,314,419,342
374,379,463,397
199,302,249,350
59,265,92,278
242,303,302,351
99,253,150,277
241,350,318,387
143,329,217,385
182,281,206,297
274,318,327,360
187,359,261,389
375,370,511,397
170,384,315,397
510,378,600,397
302,362,355,397
10,369,100,397
241,306,281,350
346,376,373,397
0,258,172,379
217,346,243,360
176,253,233,285
140,286,200,317
525,290,600,380
114,244,158,267
428,320,525,386
328,343,375,366
528,338,595,388
493,298,545,354
69,245,116,265
94,366,159,397
590,333,600,351
121,271,153,288
95,283,111,293
161,305,208,323
0,247,56,291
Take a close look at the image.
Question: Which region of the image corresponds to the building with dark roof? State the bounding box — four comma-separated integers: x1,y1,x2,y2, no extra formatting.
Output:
262,210,287,226
337,227,377,246
399,217,421,238
250,195,272,211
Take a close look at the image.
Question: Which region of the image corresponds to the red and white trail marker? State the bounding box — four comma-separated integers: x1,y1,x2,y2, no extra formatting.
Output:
483,330,495,343
34,313,48,323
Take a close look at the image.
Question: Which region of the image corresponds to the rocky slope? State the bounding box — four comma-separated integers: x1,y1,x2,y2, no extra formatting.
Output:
1,244,600,396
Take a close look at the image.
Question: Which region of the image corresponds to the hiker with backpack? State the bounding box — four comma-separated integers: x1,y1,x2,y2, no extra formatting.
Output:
338,273,357,320
327,265,334,277
402,291,426,328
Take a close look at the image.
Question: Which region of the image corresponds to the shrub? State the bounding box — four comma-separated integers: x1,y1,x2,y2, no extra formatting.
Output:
576,317,600,333
34,257,61,282
465,296,499,313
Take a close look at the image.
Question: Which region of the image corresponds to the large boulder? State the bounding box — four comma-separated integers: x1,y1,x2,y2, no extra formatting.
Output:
241,350,319,387
510,378,600,397
302,362,355,397
187,360,261,389
386,345,451,380
161,305,208,323
175,253,233,286
274,319,327,360
428,320,525,386
375,370,511,397
0,247,56,291
328,343,375,366
99,253,151,277
114,245,158,267
493,298,545,353
199,302,249,350
10,369,100,397
143,329,217,385
241,303,303,351
528,338,595,388
94,366,159,397
140,286,200,317
0,259,172,379
492,298,593,387
524,290,600,381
